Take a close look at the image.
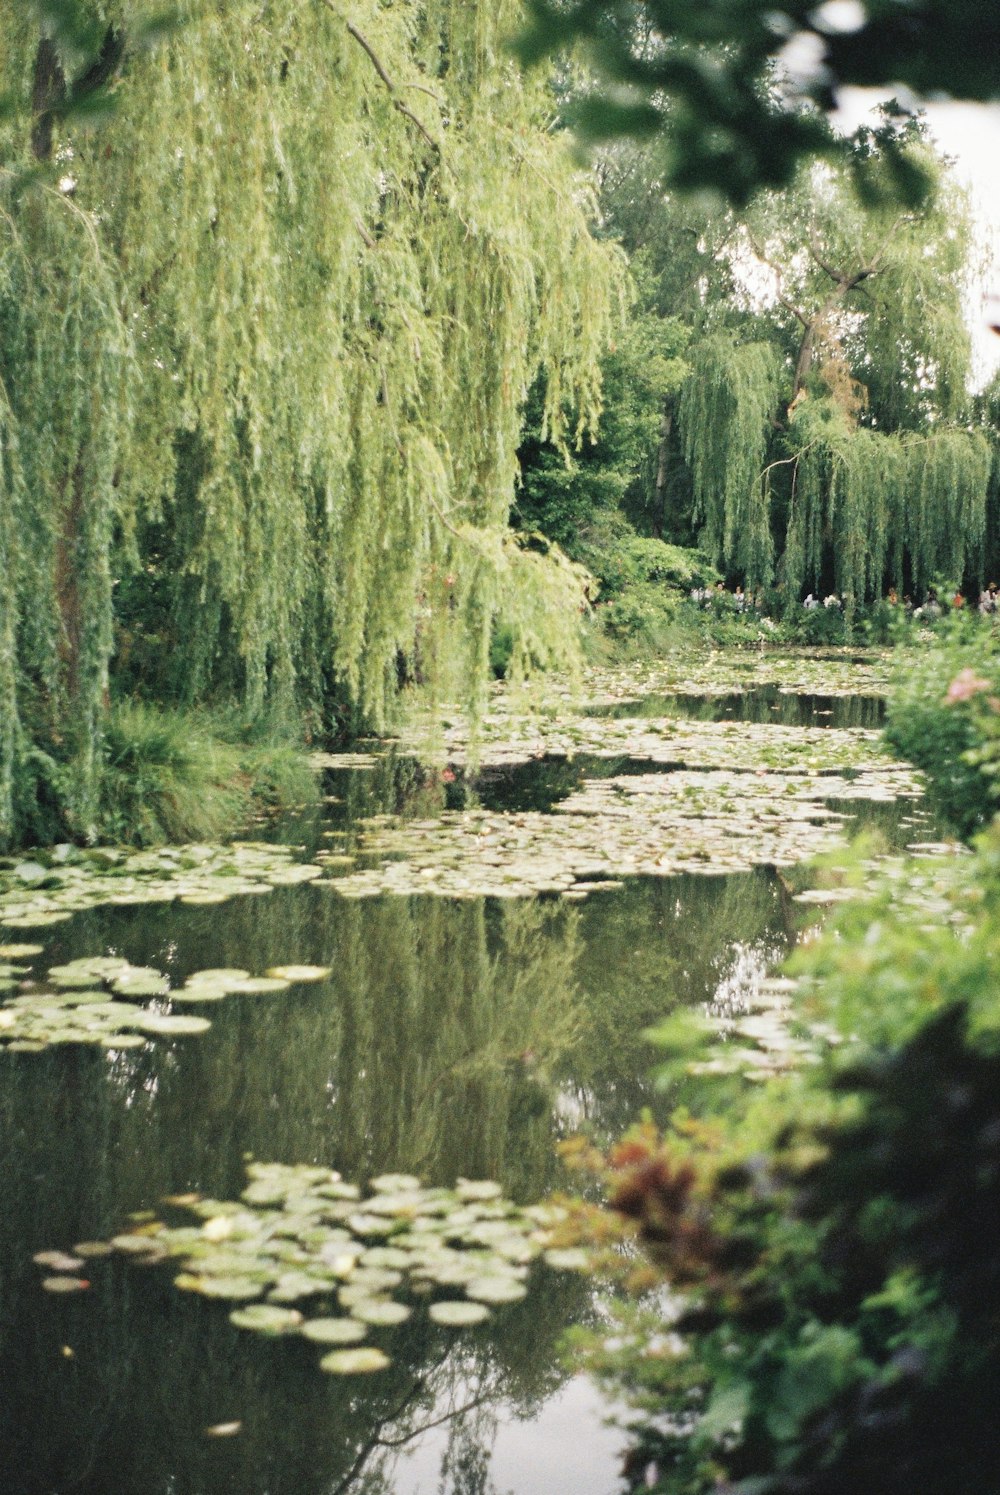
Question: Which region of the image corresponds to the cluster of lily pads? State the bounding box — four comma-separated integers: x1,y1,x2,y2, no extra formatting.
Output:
34,1163,587,1374
330,759,922,901
0,954,332,1053
409,711,901,776
0,841,326,931
403,650,893,766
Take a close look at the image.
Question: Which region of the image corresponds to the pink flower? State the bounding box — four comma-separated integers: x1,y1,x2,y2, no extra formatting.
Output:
944,668,992,705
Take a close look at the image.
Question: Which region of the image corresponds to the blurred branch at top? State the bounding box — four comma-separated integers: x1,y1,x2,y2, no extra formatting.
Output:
515,1,1000,207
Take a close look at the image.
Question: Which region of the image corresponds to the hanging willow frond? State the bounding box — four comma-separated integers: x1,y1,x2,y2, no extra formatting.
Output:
0,0,624,842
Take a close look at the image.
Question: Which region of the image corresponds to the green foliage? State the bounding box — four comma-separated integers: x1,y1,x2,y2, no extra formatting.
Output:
568,826,1000,1494
96,703,317,846
0,0,624,847
516,1,1000,206
678,336,781,592
885,618,1000,839
516,289,689,545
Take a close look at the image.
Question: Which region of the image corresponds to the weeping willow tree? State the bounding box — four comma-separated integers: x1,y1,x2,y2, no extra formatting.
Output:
678,337,781,593
0,0,622,843
673,123,990,607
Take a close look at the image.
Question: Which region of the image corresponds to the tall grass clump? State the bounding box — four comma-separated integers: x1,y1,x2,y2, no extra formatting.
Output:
97,704,318,846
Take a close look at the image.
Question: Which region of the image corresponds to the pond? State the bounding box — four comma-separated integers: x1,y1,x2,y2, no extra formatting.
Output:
0,664,938,1495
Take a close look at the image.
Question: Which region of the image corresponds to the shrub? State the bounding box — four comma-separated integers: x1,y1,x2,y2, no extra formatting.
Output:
565,827,1000,1495
97,703,318,846
884,617,1000,838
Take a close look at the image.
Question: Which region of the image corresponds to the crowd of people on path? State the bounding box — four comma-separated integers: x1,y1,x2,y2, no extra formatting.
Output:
687,579,1000,619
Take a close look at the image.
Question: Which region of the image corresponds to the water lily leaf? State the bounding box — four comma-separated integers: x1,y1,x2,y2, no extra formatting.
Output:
264,965,331,983
73,1241,115,1259
128,1013,211,1037
349,1267,403,1293
33,1250,85,1272
186,1275,263,1301
319,1347,390,1374
301,1317,369,1345
100,1033,148,1050
41,1276,90,1293
428,1300,491,1327
266,1273,330,1303
370,1173,422,1194
360,1246,411,1270
464,1276,528,1305
111,1234,166,1256
543,1247,591,1271
228,976,291,995
229,1304,303,1334
347,1213,398,1237
110,974,171,999
0,944,43,957
351,1298,412,1326
455,1180,504,1203
187,968,250,986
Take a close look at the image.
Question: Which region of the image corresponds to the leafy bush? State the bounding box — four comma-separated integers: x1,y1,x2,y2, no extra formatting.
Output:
885,617,1000,838
564,829,1000,1495
97,703,318,846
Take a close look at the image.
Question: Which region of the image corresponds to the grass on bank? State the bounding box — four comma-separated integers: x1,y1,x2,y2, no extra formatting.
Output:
97,703,319,847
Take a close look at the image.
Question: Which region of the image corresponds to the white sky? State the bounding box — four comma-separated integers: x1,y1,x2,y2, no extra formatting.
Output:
834,91,1000,391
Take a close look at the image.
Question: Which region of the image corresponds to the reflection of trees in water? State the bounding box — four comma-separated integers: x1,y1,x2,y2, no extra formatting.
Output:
0,857,793,1492
0,1194,591,1495
564,870,794,1137
0,890,592,1493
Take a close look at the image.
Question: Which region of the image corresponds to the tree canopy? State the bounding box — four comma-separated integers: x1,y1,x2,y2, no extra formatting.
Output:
0,0,623,844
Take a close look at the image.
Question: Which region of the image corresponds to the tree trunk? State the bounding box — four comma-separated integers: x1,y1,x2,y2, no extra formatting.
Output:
652,401,673,538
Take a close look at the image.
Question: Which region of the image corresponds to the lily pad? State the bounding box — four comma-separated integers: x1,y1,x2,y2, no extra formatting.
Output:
128,1013,211,1037
319,1347,391,1375
229,1304,304,1335
464,1276,528,1305
428,1300,492,1327
301,1317,369,1345
265,965,331,983
350,1298,412,1327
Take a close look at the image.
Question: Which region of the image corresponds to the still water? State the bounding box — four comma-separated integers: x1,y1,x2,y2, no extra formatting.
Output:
0,698,923,1495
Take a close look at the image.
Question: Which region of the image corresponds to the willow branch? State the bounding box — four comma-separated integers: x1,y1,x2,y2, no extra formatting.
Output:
321,1,440,155
746,233,809,327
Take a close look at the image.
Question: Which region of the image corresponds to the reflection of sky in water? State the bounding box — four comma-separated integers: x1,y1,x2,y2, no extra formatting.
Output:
392,1375,628,1495
708,938,788,1025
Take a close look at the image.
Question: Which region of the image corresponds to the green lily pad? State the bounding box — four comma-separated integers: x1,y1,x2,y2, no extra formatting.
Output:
228,976,291,995
33,1250,85,1272
319,1347,391,1375
301,1317,369,1345
41,1275,90,1292
464,1276,528,1305
264,965,331,983
543,1247,591,1271
187,968,250,987
370,1173,422,1194
128,1013,211,1037
183,1275,263,1301
229,1304,304,1335
428,1300,492,1327
456,1180,504,1202
351,1298,412,1326
0,944,44,957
